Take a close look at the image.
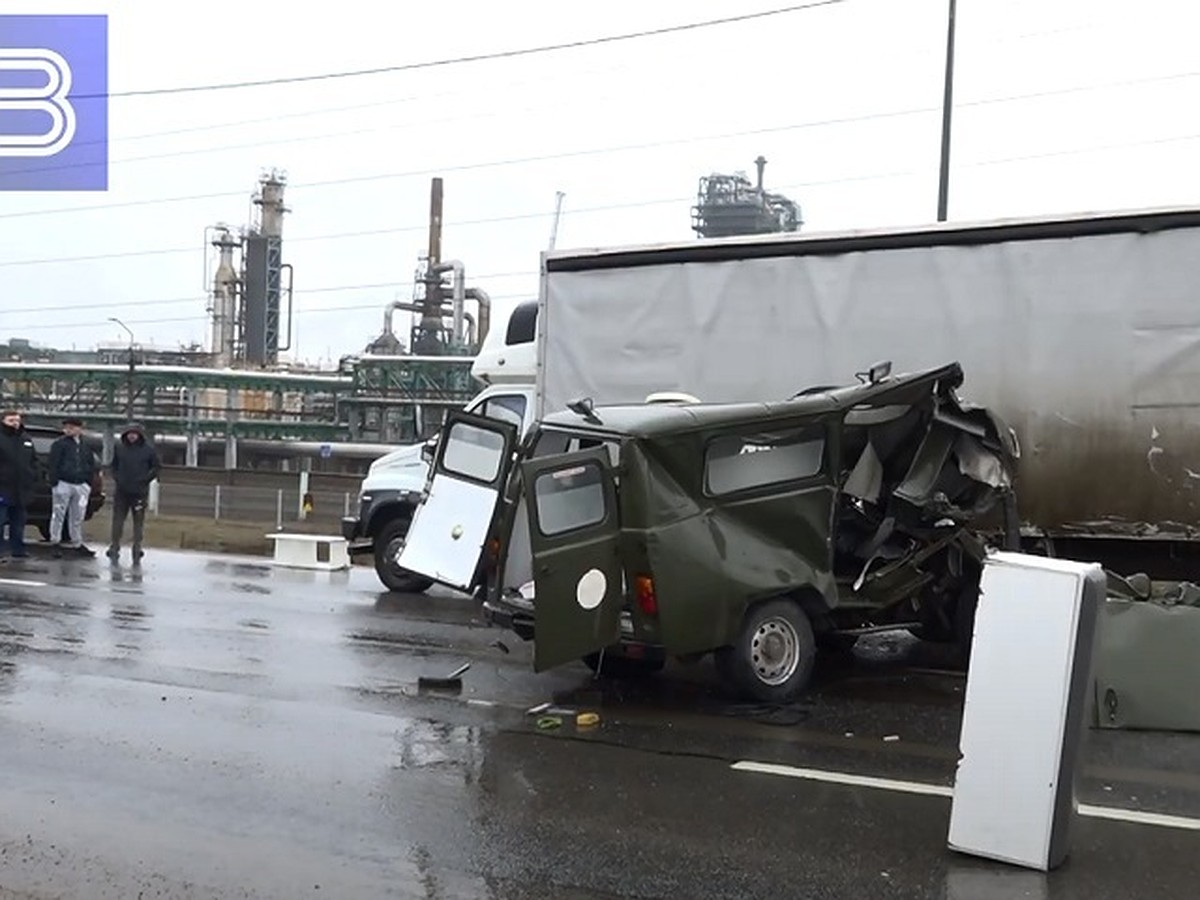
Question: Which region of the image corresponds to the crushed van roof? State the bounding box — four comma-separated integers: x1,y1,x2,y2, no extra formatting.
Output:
540,362,965,439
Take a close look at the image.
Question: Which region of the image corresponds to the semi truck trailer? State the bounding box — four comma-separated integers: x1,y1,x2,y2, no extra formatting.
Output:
353,205,1200,591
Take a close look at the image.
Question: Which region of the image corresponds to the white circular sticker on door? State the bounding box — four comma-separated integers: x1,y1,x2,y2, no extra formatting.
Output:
576,568,607,610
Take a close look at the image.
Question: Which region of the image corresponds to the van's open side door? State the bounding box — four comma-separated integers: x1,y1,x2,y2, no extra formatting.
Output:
396,410,519,592
520,449,624,672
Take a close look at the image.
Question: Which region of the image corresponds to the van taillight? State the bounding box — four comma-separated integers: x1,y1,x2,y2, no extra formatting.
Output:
635,575,658,616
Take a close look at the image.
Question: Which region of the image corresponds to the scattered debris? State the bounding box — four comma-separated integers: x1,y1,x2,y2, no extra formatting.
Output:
576,712,600,728
535,716,562,730
416,662,471,691
883,734,900,742
491,639,510,654
1106,570,1200,608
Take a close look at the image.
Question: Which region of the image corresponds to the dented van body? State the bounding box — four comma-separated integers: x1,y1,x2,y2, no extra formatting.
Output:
397,362,1020,702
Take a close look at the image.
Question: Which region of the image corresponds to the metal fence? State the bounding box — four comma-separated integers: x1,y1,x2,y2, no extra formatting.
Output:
142,480,354,530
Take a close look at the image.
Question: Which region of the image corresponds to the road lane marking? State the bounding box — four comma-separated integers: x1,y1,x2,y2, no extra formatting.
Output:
1076,803,1200,831
0,577,48,588
731,761,1200,832
733,761,955,797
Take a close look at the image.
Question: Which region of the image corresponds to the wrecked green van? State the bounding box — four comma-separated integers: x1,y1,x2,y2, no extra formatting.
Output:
396,362,1021,702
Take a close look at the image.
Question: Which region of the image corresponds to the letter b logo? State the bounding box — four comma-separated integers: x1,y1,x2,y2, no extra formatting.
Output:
0,48,77,157
0,15,107,191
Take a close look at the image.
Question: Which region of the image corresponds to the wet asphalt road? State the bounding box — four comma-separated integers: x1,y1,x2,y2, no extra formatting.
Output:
0,549,1198,899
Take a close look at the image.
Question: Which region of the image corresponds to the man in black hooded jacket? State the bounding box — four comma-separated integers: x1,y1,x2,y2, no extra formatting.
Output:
107,422,160,563
0,409,37,561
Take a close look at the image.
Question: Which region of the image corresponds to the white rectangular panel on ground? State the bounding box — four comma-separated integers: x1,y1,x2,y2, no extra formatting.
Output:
265,534,350,571
947,551,1103,871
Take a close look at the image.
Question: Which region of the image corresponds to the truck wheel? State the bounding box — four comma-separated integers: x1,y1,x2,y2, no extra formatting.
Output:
715,598,817,703
582,651,665,678
374,516,433,594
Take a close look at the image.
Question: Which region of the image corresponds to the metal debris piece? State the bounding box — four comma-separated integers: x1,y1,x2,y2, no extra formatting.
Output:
416,662,471,691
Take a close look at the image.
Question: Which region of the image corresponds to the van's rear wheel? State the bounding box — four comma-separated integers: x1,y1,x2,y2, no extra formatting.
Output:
374,516,434,594
715,598,817,703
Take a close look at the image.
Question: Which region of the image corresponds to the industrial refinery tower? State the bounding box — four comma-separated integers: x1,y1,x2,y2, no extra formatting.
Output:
343,177,495,443
691,156,803,238
205,171,294,368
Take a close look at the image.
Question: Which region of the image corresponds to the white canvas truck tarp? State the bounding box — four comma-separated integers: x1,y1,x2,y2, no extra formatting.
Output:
537,207,1200,530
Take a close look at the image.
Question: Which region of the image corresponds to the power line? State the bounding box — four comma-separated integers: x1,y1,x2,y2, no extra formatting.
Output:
5,292,534,332
70,16,1113,151
6,65,1199,217
4,113,1197,268
3,271,537,316
35,66,1200,180
0,111,927,212
0,171,914,271
11,127,1200,326
90,2,843,99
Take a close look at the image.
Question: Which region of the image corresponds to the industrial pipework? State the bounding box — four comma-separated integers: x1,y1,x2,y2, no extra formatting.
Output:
374,178,492,355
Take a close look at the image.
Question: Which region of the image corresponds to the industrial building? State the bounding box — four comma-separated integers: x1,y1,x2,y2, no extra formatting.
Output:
1,173,493,474
3,161,797,475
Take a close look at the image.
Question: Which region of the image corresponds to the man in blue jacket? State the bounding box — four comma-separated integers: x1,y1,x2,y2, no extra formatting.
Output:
49,416,97,558
107,422,160,564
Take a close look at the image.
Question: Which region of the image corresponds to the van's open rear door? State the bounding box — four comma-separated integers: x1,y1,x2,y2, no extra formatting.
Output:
396,411,518,592
520,449,624,671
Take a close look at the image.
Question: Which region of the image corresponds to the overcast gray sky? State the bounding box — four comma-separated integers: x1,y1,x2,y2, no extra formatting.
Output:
3,0,1199,364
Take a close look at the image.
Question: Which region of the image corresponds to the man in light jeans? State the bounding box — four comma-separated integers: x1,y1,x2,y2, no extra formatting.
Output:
49,416,97,558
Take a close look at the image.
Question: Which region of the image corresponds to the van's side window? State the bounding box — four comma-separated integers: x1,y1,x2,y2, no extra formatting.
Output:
533,462,607,536
705,426,826,496
442,421,507,484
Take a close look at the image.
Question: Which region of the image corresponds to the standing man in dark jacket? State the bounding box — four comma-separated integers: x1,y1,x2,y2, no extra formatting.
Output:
0,409,37,561
49,416,97,558
107,422,160,563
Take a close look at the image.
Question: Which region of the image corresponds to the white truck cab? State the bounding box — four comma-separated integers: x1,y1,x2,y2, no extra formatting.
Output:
343,301,538,592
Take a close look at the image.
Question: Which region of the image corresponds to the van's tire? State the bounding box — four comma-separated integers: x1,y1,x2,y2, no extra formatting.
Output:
374,515,434,594
582,651,665,678
715,598,817,703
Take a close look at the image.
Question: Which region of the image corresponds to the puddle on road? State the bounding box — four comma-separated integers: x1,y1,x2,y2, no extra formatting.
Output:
109,606,150,632
204,561,271,579
0,594,89,617
391,718,485,776
346,629,446,653
232,582,272,595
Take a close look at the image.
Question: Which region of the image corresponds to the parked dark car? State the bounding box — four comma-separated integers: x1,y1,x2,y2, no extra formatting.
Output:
23,424,106,542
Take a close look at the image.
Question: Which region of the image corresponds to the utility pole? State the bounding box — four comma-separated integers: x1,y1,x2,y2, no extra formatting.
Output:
937,0,957,222
108,316,135,420
548,191,566,251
